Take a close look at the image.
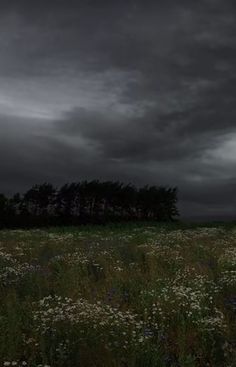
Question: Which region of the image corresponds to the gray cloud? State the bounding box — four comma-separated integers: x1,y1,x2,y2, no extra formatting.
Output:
0,0,236,219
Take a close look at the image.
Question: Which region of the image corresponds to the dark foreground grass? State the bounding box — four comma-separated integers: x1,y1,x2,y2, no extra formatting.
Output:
0,222,236,366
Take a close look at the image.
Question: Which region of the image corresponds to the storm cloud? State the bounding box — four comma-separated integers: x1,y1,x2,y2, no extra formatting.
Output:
1,0,236,219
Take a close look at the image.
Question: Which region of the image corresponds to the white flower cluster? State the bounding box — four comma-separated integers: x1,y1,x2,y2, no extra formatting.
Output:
0,250,17,264
145,244,184,264
3,362,27,366
50,251,89,266
3,362,50,367
33,295,154,349
219,270,236,287
48,233,74,242
148,227,225,247
198,309,226,332
141,269,225,333
219,247,236,269
0,262,41,285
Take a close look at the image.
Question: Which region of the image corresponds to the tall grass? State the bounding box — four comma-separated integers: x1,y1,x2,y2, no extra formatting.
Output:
0,223,236,366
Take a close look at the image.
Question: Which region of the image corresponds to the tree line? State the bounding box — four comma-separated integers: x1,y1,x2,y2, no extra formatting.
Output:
0,181,179,228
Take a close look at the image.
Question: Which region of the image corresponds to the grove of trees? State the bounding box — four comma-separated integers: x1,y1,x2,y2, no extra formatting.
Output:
0,181,179,228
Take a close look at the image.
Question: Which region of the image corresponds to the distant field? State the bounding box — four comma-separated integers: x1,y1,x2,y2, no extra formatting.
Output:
0,223,236,367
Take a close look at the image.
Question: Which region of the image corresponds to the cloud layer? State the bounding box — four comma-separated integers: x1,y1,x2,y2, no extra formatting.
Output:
0,0,236,219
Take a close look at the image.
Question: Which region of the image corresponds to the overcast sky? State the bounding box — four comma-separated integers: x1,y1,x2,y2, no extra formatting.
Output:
0,0,236,219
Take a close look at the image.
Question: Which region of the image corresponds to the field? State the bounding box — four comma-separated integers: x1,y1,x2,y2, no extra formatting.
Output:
0,223,236,367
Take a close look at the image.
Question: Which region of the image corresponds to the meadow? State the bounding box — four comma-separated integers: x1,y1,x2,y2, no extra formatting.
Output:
0,222,236,367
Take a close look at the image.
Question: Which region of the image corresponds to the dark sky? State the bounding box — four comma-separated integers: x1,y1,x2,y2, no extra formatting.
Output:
0,0,236,219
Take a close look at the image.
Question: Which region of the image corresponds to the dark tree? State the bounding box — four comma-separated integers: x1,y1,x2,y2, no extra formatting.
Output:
0,181,179,228
0,194,8,228
21,183,56,226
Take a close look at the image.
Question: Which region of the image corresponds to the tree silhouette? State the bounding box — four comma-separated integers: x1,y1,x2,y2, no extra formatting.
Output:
0,181,179,228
